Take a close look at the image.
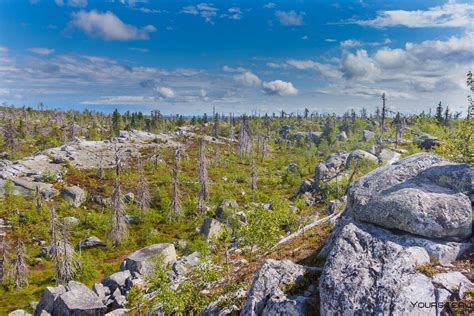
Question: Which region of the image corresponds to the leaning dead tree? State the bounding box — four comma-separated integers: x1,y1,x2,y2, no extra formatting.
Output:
0,237,9,283
197,139,209,213
12,239,28,289
238,116,252,156
136,161,151,212
109,179,128,246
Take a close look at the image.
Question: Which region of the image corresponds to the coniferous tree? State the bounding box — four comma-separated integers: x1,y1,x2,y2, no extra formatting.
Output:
435,102,444,124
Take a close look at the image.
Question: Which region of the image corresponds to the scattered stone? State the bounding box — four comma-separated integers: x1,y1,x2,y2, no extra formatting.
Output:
102,270,131,293
124,193,134,204
8,310,31,316
79,236,106,250
62,216,80,227
337,131,347,141
200,218,226,240
363,130,374,142
345,149,378,168
288,163,298,172
432,272,473,293
377,148,401,164
215,200,239,219
121,243,177,275
325,197,346,215
60,186,87,207
415,133,440,149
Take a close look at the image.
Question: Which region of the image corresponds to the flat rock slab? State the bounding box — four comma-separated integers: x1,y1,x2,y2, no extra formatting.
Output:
348,153,473,240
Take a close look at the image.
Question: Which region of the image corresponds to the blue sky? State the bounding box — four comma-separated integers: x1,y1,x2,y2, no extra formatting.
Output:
0,0,472,115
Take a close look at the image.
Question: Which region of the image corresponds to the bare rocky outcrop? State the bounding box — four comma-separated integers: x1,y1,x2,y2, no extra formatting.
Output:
349,153,472,240
61,186,87,207
319,153,473,315
241,259,318,316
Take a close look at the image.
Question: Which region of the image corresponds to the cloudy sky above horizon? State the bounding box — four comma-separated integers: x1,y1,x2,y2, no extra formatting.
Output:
0,0,472,115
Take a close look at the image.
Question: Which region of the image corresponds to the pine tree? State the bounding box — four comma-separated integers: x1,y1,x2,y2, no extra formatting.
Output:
12,239,28,289
197,139,209,213
435,102,443,124
112,109,122,137
109,179,128,246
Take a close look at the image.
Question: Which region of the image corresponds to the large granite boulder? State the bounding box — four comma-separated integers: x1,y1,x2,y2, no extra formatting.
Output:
11,178,59,198
53,281,106,316
36,281,105,316
79,236,106,250
348,153,472,240
241,259,317,316
101,270,131,293
61,186,87,207
121,243,176,275
320,222,452,315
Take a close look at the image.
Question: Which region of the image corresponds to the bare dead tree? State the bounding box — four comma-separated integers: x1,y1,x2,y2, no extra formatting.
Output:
238,116,252,156
0,237,9,283
114,143,124,177
12,239,28,289
213,112,220,138
2,120,17,152
197,139,209,213
169,164,183,221
56,224,78,284
249,159,258,191
109,179,128,246
136,161,151,212
97,157,105,179
174,146,187,168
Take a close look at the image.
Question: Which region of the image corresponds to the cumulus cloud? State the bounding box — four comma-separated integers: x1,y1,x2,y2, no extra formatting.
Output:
223,65,246,72
340,39,362,48
156,87,175,98
27,47,55,55
373,48,407,69
182,3,219,24
69,10,155,40
341,50,380,80
263,80,298,96
226,7,242,20
275,10,305,26
234,71,262,87
351,2,474,28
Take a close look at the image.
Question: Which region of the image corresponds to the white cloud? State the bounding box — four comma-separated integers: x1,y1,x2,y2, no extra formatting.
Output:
81,95,155,104
69,10,155,41
352,2,474,28
287,59,341,79
341,50,380,80
56,0,88,8
142,25,157,32
275,10,305,26
373,48,407,69
301,35,308,40
325,38,337,42
227,7,242,20
263,2,276,9
234,71,261,87
340,39,362,48
129,47,149,53
156,87,175,98
223,65,246,72
27,47,55,55
263,80,298,96
266,62,281,68
182,3,219,24
0,47,8,53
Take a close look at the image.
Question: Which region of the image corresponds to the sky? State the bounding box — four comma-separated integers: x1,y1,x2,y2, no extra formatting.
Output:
0,0,472,115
